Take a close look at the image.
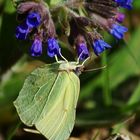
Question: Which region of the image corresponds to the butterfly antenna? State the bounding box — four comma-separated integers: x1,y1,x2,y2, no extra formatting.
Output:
76,50,84,64
84,65,107,72
59,49,68,63
81,57,90,66
55,55,61,63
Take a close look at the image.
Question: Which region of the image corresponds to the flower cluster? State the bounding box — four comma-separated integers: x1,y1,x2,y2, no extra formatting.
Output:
72,0,132,60
15,0,133,61
15,1,60,57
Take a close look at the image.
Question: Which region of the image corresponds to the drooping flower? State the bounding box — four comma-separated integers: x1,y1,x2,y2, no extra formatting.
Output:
47,38,60,57
26,12,41,28
110,24,128,39
93,39,111,56
116,13,125,23
16,23,29,40
76,43,89,61
115,0,133,9
30,38,42,56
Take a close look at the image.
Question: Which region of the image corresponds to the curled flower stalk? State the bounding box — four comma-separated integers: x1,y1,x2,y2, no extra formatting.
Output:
14,0,133,61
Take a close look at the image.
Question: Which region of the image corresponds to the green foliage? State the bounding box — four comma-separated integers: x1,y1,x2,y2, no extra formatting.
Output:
133,1,140,9
49,0,65,6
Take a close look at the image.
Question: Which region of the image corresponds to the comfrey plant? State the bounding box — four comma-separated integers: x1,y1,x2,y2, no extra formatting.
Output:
15,1,60,57
14,0,133,140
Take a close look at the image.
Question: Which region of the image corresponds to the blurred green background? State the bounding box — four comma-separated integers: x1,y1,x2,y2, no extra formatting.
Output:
0,0,140,140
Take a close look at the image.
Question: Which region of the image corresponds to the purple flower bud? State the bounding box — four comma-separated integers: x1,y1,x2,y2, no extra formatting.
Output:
26,12,41,28
110,24,128,39
16,23,29,40
93,39,111,56
116,13,125,23
76,43,89,61
114,0,133,10
47,38,60,57
30,38,42,56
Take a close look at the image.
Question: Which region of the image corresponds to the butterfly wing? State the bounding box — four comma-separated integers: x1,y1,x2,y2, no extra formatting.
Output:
35,71,80,140
14,63,80,140
14,63,60,126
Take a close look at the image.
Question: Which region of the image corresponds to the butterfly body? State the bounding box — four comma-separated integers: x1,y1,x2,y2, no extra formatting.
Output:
59,61,78,71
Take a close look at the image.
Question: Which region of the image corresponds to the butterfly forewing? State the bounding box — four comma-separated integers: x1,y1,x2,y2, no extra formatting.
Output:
14,62,80,140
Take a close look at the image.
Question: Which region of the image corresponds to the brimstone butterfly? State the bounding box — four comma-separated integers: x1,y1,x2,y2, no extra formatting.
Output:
14,60,85,140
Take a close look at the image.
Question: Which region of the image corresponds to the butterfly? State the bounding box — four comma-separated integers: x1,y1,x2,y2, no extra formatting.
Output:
14,48,106,140
14,57,87,140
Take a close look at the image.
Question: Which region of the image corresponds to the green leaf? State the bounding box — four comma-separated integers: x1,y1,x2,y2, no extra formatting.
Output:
14,62,80,140
133,1,140,9
4,0,15,13
49,0,65,6
127,82,140,106
0,12,23,75
12,0,24,7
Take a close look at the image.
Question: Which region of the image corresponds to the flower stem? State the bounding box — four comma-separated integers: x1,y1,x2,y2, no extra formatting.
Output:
102,51,112,106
